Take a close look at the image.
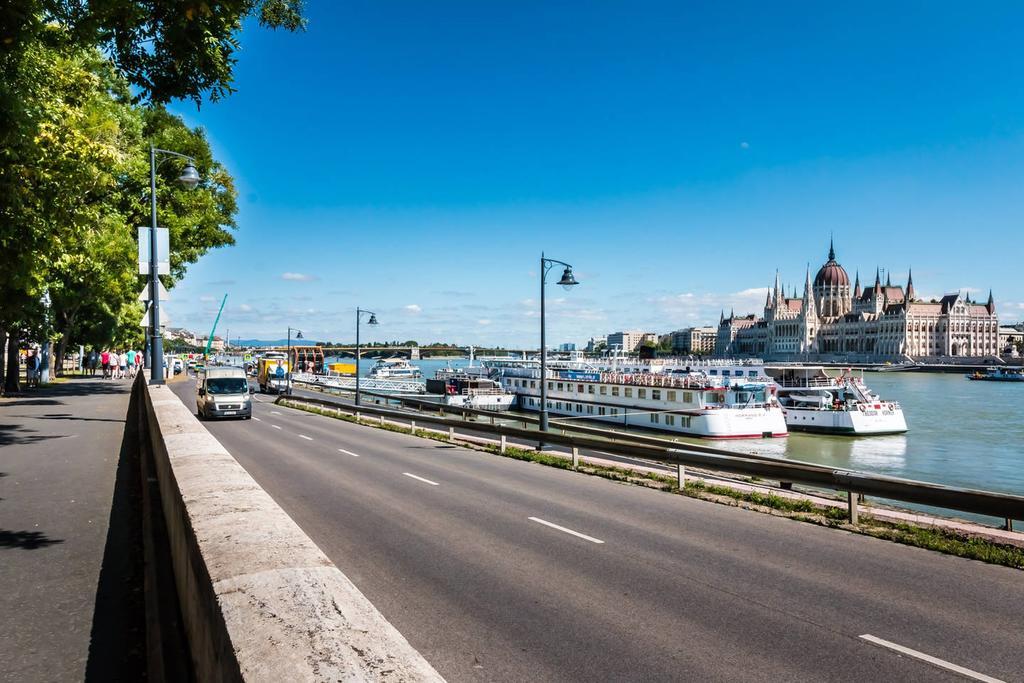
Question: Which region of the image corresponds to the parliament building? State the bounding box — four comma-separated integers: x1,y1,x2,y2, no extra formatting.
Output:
715,242,1000,360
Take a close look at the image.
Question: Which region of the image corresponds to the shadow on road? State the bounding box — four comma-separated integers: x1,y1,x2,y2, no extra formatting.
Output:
0,529,64,550
83,390,146,682
0,423,66,446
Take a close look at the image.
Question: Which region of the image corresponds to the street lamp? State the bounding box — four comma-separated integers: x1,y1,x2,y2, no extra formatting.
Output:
287,327,303,395
355,308,379,406
148,144,200,385
539,252,579,436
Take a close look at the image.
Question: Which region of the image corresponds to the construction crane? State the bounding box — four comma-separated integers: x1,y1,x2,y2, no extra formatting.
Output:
204,294,228,357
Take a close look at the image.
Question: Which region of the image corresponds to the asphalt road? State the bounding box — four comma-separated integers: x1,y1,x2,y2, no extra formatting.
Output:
171,378,1024,682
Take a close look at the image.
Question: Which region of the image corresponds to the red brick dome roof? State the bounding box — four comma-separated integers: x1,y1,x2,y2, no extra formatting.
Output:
813,241,850,288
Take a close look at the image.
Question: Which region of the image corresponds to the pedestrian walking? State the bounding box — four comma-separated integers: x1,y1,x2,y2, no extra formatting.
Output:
25,349,38,387
100,349,110,378
88,349,99,376
125,349,135,378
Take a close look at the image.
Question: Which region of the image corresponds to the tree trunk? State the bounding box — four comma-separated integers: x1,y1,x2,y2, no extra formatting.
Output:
55,335,68,378
4,329,20,393
0,330,6,391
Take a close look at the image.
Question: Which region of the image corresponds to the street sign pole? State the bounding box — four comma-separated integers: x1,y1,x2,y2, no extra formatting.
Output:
148,143,165,385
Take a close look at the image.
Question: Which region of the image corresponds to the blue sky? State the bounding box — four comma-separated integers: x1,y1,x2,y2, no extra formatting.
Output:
168,1,1024,346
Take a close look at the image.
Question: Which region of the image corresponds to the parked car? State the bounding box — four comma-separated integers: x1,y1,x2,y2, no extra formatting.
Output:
196,366,253,420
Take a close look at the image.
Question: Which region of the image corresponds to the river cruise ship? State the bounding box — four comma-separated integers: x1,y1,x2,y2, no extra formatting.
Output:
483,357,787,439
764,366,908,435
368,358,422,380
426,372,515,411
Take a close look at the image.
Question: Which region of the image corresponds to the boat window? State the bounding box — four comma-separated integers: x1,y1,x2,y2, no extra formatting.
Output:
531,381,536,388
638,388,646,399
666,415,675,426
587,405,594,414
548,382,553,390
611,408,618,416
683,391,692,403
611,387,619,396
600,386,607,395
576,404,582,412
748,371,757,377
556,402,562,409
681,416,691,428
624,387,632,398
577,384,584,393
557,382,563,391
588,385,595,394
650,413,659,423
667,390,676,402
652,390,661,400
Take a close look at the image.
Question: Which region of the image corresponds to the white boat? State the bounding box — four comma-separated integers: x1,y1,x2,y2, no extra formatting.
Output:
426,372,515,411
765,366,908,435
484,355,788,439
368,358,422,380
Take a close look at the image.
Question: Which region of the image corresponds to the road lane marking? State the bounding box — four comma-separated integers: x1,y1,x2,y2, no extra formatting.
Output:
271,410,282,415
252,417,261,422
338,449,361,457
859,635,1004,682
403,473,439,486
272,424,282,430
528,517,604,544
299,434,313,441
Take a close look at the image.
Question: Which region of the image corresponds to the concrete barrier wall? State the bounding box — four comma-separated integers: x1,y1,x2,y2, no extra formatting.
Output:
140,382,444,682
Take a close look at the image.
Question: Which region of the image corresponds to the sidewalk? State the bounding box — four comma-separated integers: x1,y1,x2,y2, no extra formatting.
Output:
0,377,145,682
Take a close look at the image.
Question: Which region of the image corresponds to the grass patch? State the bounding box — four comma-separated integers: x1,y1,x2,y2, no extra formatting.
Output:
277,397,1024,570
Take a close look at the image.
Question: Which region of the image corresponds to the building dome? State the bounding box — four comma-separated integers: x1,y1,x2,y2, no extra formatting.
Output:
813,241,850,288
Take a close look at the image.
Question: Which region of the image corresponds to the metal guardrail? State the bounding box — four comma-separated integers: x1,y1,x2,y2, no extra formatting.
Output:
279,391,1024,528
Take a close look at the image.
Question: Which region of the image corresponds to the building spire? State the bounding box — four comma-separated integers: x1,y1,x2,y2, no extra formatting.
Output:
802,263,816,317
773,269,782,305
853,270,862,298
828,235,835,261
986,289,995,315
720,309,725,324
874,267,881,290
906,268,915,302
885,270,892,287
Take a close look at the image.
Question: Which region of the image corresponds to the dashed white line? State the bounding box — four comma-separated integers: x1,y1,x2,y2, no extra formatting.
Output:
252,417,261,422
528,517,604,544
271,424,282,430
299,434,313,441
338,448,361,457
270,410,282,415
859,635,1004,682
402,473,439,486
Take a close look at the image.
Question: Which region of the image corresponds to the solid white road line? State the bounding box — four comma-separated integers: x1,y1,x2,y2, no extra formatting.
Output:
402,473,439,486
338,448,361,457
299,434,313,441
859,635,1004,683
528,517,605,544
272,424,282,430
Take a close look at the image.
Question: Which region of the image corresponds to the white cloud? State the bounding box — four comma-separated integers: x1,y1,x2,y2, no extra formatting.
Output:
477,319,492,326
281,272,318,282
740,141,750,149
239,303,253,312
404,304,422,314
199,295,216,303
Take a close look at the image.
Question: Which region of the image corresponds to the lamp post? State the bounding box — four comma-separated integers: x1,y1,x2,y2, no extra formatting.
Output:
287,327,302,395
148,144,200,385
539,253,579,435
355,308,378,406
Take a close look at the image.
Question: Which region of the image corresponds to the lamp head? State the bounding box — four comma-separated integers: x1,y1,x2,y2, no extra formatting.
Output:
178,163,201,188
367,313,379,326
295,330,303,339
557,266,579,291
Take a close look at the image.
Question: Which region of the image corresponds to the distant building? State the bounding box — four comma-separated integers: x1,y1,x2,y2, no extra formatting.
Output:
715,241,1000,360
585,336,606,352
670,327,716,355
198,335,225,352
607,330,657,352
558,343,577,352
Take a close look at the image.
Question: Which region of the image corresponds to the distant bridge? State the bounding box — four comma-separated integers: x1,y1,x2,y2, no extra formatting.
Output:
257,345,535,360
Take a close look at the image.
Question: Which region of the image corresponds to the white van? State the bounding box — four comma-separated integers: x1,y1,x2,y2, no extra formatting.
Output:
196,366,253,420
